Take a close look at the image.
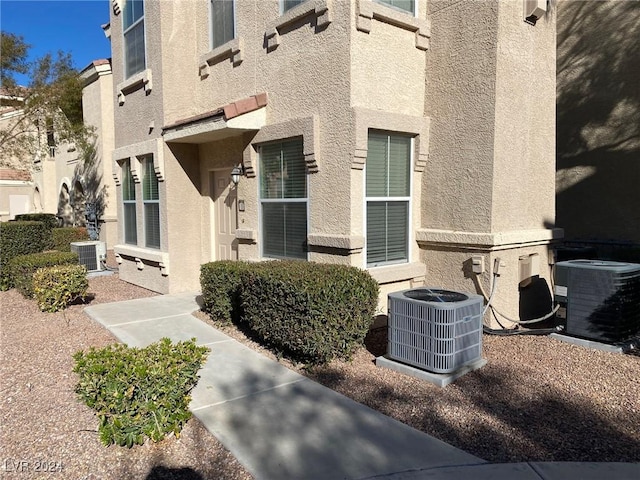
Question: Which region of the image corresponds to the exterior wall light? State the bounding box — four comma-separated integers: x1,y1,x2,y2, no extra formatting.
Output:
231,164,244,185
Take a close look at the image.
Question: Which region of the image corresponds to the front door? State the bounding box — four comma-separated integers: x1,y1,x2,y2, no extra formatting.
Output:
211,170,238,260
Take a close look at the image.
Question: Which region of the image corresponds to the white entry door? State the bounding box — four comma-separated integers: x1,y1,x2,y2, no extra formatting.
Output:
211,170,238,260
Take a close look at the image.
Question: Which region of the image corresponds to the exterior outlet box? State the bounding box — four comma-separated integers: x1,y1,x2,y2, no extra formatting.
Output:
471,256,484,274
524,0,547,24
519,253,540,287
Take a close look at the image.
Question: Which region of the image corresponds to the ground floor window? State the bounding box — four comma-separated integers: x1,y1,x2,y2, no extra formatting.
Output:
142,155,160,249
365,131,412,267
122,158,137,245
259,138,307,259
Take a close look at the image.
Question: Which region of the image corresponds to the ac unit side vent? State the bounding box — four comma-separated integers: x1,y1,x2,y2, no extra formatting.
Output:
554,260,640,343
388,288,483,374
70,241,107,272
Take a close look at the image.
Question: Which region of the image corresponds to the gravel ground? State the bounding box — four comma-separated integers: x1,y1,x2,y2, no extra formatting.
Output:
0,273,252,480
2,272,639,480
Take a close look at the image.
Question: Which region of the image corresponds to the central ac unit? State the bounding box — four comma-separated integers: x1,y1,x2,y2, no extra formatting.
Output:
554,260,640,343
387,288,483,374
70,241,107,272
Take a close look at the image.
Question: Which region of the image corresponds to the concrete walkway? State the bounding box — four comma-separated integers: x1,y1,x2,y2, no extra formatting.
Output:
84,293,640,480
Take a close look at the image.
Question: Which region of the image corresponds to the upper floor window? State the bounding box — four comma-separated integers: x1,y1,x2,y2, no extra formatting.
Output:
282,0,306,14
211,0,235,49
365,131,412,267
123,0,146,78
374,0,415,15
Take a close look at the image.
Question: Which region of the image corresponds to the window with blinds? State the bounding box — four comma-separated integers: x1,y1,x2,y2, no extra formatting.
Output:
123,0,145,78
211,0,234,49
122,159,137,245
374,0,415,15
365,131,411,267
260,138,307,260
142,156,160,249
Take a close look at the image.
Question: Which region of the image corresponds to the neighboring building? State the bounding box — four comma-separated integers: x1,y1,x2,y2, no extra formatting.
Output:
557,0,640,261
109,0,559,325
0,168,33,221
0,60,118,247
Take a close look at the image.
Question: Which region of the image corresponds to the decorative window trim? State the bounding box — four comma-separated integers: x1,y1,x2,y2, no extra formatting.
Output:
265,0,332,51
352,107,429,171
113,245,170,276
356,0,431,51
112,138,165,185
243,115,319,178
116,68,153,105
199,37,244,78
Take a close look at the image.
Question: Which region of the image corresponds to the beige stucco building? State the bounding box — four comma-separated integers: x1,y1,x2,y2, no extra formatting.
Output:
0,60,118,247
109,0,561,327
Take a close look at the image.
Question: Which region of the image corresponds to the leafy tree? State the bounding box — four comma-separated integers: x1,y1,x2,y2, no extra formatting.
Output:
0,31,92,169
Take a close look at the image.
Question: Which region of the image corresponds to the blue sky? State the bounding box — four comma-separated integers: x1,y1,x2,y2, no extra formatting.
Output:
1,0,111,85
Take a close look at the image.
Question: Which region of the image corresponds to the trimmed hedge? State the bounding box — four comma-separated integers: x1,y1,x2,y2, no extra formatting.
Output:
0,221,52,290
200,261,254,323
10,251,79,298
73,338,210,447
14,213,60,230
52,227,90,252
33,264,88,312
201,260,379,364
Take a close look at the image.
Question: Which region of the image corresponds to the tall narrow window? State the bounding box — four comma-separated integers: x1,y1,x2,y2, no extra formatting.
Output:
142,156,160,249
122,159,137,245
365,131,411,267
374,0,415,15
260,138,307,260
282,0,305,13
123,0,145,78
211,0,234,48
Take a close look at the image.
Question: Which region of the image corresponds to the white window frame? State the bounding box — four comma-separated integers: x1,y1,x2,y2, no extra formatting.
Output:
142,155,160,249
363,131,413,268
123,0,146,79
374,0,417,16
258,138,309,261
210,0,236,50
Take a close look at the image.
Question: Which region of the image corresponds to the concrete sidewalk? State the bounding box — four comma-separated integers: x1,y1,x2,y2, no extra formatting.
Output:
84,293,640,480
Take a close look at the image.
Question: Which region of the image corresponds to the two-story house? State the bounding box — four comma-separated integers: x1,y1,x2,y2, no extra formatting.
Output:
109,0,560,326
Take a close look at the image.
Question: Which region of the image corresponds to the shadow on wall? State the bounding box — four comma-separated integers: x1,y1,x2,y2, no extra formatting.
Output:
556,0,640,245
57,141,107,230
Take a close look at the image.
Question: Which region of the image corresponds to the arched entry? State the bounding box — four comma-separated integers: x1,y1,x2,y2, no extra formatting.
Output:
58,184,73,227
72,180,86,227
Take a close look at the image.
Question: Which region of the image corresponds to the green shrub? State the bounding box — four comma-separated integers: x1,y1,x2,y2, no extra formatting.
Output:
200,261,254,323
33,264,88,312
14,213,60,230
52,227,90,252
10,251,79,298
73,338,210,448
239,261,379,364
0,221,52,290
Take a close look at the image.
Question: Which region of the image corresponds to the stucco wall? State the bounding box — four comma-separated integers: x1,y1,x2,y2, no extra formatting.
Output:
557,0,640,246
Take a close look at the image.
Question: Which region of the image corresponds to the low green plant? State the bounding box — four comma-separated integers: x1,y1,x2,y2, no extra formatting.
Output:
10,251,79,298
52,227,89,252
33,264,88,312
73,338,209,448
200,261,254,323
239,261,379,364
0,221,51,290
